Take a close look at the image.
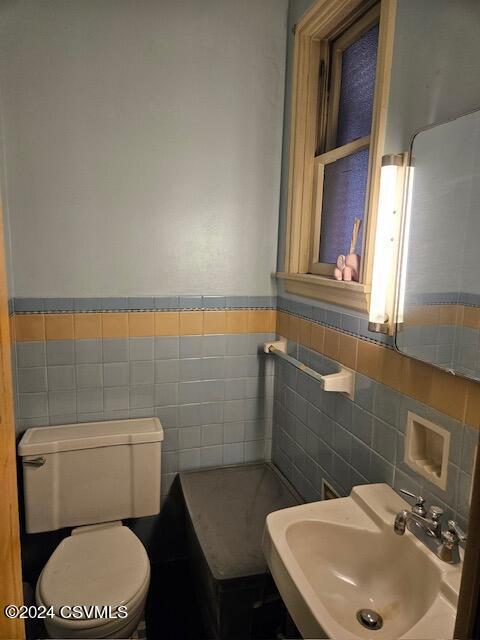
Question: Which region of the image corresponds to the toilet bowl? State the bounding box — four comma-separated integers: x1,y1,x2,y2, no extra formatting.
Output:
35,522,150,639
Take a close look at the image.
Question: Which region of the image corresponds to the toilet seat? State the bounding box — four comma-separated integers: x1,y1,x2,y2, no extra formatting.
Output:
36,522,150,636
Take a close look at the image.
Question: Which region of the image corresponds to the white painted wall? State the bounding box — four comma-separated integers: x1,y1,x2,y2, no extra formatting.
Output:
0,0,288,297
384,0,480,154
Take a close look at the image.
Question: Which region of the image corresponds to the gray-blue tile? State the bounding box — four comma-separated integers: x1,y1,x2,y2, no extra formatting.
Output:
77,388,103,413
372,418,397,462
351,437,371,478
226,334,250,356
200,445,223,467
245,419,266,441
179,335,203,359
163,428,178,452
163,451,178,473
14,298,44,312
178,425,201,449
127,297,154,310
154,383,178,406
18,392,48,418
461,424,479,475
202,357,225,380
201,423,223,446
155,404,178,428
103,386,128,411
351,405,373,445
368,453,394,484
73,298,103,311
223,442,244,465
203,296,226,309
179,296,202,309
333,424,352,462
18,367,47,393
154,359,179,383
16,341,46,368
129,385,154,409
130,361,154,385
102,339,128,363
374,384,401,427
48,390,76,415
43,298,74,312
46,340,74,365
245,440,265,462
202,334,226,356
178,381,204,404
178,403,203,427
103,362,129,387
201,402,224,425
179,448,201,471
75,339,102,364
224,421,245,443
129,337,154,361
226,296,249,308
354,373,375,412
76,364,103,388
335,395,353,429
101,297,128,310
179,358,203,382
154,296,179,310
154,336,179,360
224,399,245,423
203,380,224,402
47,365,76,391
225,378,247,400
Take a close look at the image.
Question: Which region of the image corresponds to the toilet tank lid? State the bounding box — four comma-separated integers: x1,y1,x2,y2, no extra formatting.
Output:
18,417,164,456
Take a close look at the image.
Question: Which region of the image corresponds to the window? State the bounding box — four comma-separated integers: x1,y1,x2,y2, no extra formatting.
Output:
312,9,379,275
282,0,396,311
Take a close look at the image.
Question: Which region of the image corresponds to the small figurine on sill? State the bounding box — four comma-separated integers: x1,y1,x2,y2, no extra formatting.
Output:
334,218,361,282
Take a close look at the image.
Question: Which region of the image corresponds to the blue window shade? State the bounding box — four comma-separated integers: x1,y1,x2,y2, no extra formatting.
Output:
336,24,379,147
319,148,369,264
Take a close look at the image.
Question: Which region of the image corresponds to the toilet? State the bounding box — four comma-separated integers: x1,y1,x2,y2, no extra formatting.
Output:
18,418,164,639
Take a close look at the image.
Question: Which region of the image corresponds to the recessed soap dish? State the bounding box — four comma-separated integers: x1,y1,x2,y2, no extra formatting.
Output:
404,412,450,490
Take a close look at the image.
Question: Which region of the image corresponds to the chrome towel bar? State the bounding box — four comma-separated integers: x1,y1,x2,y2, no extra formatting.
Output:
264,339,355,400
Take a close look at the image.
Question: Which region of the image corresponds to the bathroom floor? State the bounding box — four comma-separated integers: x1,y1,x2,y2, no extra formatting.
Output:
145,560,207,640
145,559,300,640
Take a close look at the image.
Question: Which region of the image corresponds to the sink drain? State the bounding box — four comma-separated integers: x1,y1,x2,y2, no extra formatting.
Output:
356,609,383,630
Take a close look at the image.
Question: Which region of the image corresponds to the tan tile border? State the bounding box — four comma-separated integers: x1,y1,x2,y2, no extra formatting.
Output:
13,310,277,342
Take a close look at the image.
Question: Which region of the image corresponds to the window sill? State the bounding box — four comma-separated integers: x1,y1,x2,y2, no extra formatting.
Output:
277,272,370,313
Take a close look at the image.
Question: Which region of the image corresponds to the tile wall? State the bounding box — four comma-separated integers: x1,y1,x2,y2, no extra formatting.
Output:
272,294,480,529
10,292,480,527
10,297,276,499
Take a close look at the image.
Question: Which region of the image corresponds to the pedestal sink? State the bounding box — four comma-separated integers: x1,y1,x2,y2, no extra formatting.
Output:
263,484,462,639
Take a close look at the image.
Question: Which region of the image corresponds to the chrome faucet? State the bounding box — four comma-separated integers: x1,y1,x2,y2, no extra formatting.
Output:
394,489,466,564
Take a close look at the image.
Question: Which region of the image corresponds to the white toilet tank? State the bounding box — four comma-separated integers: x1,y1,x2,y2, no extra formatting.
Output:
19,418,164,533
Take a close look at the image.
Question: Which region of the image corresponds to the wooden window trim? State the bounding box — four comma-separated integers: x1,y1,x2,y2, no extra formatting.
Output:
281,0,397,313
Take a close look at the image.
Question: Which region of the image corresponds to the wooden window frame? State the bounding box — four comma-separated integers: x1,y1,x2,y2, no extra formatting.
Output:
279,0,397,313
310,135,370,276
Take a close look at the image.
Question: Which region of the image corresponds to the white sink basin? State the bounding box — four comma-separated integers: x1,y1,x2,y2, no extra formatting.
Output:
263,484,462,639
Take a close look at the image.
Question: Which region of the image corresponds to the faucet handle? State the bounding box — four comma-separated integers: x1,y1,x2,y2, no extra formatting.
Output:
429,505,444,522
400,489,427,517
447,520,467,543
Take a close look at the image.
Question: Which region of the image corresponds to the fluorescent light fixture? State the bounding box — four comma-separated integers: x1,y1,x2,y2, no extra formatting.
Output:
396,165,414,324
368,154,404,333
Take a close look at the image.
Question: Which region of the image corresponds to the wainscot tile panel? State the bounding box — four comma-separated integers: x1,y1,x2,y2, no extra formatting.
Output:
271,338,478,531
13,324,275,499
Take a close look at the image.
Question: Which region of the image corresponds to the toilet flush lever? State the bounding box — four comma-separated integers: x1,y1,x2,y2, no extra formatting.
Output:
23,456,46,467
